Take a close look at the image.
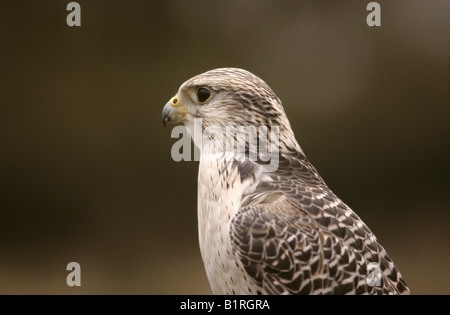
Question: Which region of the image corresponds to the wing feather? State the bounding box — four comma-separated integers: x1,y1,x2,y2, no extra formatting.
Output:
229,196,410,294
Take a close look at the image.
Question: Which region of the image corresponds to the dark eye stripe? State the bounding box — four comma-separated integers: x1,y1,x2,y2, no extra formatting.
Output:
197,88,211,103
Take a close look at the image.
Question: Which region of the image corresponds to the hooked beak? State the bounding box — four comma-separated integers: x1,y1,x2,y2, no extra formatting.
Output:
162,96,186,128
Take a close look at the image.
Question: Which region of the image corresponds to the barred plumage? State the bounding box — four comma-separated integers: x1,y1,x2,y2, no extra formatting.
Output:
162,68,410,295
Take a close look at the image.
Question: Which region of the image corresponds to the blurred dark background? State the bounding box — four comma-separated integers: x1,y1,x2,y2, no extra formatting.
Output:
0,0,448,294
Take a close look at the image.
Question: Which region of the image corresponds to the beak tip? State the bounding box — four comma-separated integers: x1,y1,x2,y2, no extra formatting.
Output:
162,109,168,129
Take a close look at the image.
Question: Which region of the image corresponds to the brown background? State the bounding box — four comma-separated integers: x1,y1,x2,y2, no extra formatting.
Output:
0,0,448,294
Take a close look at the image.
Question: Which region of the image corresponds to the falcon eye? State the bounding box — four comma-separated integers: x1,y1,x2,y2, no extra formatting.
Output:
197,87,211,103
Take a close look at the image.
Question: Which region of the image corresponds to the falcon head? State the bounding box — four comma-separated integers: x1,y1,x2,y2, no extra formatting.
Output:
162,68,300,153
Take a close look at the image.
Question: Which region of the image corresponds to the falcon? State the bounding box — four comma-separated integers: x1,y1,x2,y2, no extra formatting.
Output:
161,68,410,295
